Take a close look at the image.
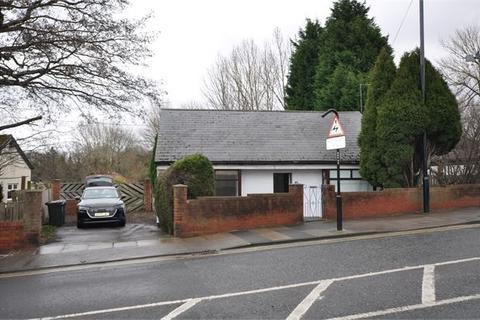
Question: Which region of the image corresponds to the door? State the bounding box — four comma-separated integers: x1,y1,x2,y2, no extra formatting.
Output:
273,173,291,193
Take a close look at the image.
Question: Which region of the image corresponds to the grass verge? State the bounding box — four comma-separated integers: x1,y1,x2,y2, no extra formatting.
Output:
41,225,57,244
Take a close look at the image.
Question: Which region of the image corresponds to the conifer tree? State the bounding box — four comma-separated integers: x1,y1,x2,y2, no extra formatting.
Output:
358,47,396,188
376,50,461,187
285,19,323,110
313,0,389,111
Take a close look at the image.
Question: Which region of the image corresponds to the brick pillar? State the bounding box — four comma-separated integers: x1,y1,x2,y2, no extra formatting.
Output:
173,184,188,237
51,179,61,201
321,185,336,220
289,184,304,218
144,178,153,212
21,190,43,245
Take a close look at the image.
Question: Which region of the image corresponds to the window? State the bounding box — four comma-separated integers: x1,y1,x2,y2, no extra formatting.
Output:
83,188,119,199
273,173,291,193
7,183,19,200
329,169,363,180
215,170,239,196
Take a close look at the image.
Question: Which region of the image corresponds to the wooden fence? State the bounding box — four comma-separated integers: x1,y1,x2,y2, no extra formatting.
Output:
0,201,24,221
60,182,145,212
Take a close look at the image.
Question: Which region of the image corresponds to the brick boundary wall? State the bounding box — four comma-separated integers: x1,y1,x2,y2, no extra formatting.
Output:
173,184,304,238
51,179,61,201
144,179,153,212
322,184,480,220
0,221,25,252
0,190,43,253
65,199,77,224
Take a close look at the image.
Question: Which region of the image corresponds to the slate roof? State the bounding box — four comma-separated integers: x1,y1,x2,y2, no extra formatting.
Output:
155,109,362,165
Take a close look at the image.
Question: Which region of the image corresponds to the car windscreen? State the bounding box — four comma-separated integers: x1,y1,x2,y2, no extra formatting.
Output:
83,188,119,199
86,177,113,187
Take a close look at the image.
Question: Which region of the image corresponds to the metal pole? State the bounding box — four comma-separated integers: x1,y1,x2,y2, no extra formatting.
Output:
419,0,429,213
336,148,342,231
322,108,343,231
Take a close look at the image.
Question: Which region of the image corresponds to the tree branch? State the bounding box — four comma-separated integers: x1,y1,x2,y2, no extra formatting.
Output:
0,115,42,131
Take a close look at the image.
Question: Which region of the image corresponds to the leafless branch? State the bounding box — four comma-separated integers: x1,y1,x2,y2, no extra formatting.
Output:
0,115,42,131
0,0,162,123
202,28,291,111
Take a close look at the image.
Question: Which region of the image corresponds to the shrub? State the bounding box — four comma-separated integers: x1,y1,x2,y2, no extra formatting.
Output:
155,154,215,233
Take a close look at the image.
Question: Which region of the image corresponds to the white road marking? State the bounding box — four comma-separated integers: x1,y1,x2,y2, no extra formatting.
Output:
324,293,480,320
161,298,201,320
286,280,334,320
32,299,187,320
30,255,480,320
422,265,436,304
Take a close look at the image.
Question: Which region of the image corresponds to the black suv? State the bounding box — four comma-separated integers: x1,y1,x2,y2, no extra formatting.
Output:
77,186,126,228
85,175,114,187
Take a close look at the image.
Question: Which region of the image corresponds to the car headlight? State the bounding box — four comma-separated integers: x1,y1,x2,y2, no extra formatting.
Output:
114,204,126,211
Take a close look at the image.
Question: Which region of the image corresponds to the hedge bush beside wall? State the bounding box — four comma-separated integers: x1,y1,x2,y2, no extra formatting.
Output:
155,154,215,234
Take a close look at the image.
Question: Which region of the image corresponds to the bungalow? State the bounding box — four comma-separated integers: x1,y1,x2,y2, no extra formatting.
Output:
0,135,33,202
154,109,371,219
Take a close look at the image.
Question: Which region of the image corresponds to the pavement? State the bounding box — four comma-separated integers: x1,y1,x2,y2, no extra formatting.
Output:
0,206,479,273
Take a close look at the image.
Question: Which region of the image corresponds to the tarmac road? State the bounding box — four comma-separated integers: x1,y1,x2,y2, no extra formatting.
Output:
1,224,480,319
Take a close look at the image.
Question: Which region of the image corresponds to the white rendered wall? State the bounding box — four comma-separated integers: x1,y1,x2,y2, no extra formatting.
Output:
291,170,323,189
241,169,323,196
241,170,274,195
330,180,372,192
0,151,31,201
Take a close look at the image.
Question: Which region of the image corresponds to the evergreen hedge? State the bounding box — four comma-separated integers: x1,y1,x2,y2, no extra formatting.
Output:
155,154,215,234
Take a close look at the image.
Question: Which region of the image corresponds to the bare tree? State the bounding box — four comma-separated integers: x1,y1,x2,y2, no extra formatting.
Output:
73,123,148,179
432,105,480,184
143,102,163,149
0,0,162,126
202,28,291,111
433,25,480,184
439,25,480,106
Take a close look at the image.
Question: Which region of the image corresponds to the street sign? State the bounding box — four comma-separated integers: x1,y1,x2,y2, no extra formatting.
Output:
328,116,345,137
326,136,346,150
326,115,345,150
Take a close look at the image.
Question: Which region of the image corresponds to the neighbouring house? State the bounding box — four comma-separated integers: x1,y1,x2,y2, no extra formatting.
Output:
0,135,33,202
154,109,372,220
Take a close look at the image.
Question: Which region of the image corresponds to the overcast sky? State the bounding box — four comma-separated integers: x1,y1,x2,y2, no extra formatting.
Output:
131,0,480,108
9,0,480,149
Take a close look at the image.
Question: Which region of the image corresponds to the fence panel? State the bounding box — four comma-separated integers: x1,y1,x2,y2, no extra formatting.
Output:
0,201,24,221
118,183,144,212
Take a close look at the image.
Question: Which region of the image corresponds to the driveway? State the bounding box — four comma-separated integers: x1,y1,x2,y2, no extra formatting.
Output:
39,211,169,254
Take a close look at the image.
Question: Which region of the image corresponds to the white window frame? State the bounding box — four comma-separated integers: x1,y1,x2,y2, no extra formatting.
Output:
7,183,19,200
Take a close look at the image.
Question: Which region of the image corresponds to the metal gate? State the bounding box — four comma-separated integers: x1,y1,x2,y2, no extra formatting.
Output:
303,186,322,221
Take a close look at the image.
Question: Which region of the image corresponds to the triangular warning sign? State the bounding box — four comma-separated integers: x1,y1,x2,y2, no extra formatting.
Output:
328,116,345,137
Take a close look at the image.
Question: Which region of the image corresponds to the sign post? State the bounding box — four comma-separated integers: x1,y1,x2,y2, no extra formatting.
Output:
322,109,345,231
